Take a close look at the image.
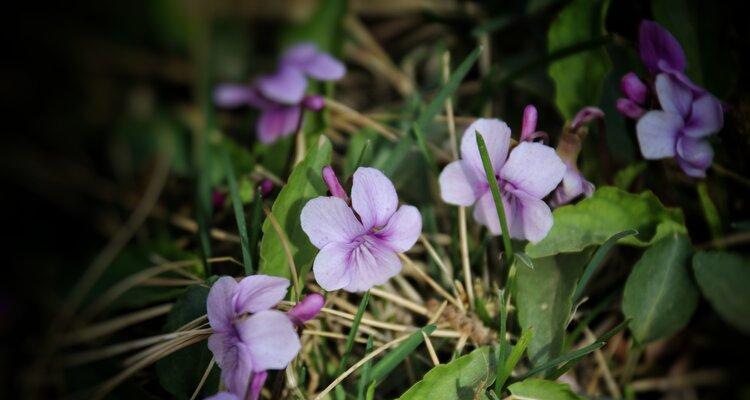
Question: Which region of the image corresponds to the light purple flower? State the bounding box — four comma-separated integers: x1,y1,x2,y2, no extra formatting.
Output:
301,167,422,292
636,73,723,177
439,119,566,242
207,276,301,400
639,20,686,74
213,43,344,144
551,164,595,207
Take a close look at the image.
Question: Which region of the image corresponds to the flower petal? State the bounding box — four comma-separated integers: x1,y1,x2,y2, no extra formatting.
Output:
620,72,648,104
301,197,365,248
460,119,512,175
208,332,235,369
509,190,555,243
248,371,268,400
215,340,254,399
304,52,346,80
257,66,307,105
684,94,724,138
233,275,290,314
313,242,355,291
438,160,486,206
207,277,238,333
281,43,318,65
377,205,422,253
552,167,594,207
471,190,513,236
237,310,301,371
639,20,686,73
351,167,398,230
344,237,402,292
256,106,301,144
655,73,693,118
205,392,240,400
616,98,646,119
676,136,713,177
635,110,682,159
500,142,566,198
213,84,254,108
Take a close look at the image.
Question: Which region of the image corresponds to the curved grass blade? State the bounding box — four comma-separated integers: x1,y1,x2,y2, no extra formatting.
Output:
495,329,533,394
357,336,375,400
572,229,638,303
249,189,264,268
336,291,371,377
221,140,253,274
369,324,436,385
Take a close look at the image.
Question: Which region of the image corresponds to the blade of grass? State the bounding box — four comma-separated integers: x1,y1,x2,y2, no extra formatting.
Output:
336,291,371,377
515,252,534,269
565,292,616,349
221,140,253,274
521,319,629,379
368,324,436,385
248,189,264,268
495,329,533,393
696,182,723,244
357,336,375,400
572,229,638,303
475,132,513,264
354,140,371,170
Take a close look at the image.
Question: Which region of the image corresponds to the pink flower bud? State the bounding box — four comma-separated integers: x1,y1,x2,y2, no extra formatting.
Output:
322,166,349,201
259,179,274,197
287,293,325,326
212,190,227,209
520,105,538,142
570,107,604,132
620,72,649,104
302,95,326,111
616,98,646,120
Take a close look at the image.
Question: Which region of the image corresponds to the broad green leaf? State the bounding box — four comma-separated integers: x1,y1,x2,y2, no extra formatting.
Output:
547,0,612,119
525,187,686,258
515,252,590,366
622,234,698,344
156,285,219,399
508,379,584,400
397,347,496,400
693,251,750,334
259,136,332,280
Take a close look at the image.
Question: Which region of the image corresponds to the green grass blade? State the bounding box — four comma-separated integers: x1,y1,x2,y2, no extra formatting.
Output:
515,252,534,269
495,329,533,393
220,140,253,275
336,291,371,377
357,336,375,400
369,324,436,385
475,132,513,263
697,182,723,242
521,319,629,379
572,229,638,303
248,189,264,268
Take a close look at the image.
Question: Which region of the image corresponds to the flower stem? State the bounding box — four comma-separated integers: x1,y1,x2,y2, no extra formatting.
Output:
475,132,514,264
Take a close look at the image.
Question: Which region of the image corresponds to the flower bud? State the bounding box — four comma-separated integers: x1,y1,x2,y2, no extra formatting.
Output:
302,95,326,111
322,166,349,201
620,72,648,104
287,293,325,326
616,98,646,119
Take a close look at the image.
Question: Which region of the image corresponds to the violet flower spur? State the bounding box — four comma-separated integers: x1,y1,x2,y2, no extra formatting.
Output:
438,118,566,242
206,275,301,400
300,167,422,292
636,73,723,177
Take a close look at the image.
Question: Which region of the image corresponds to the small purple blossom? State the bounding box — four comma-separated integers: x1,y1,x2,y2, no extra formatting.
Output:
438,119,566,242
301,167,422,292
638,20,686,74
207,276,301,400
214,43,345,144
636,73,723,177
519,105,549,143
259,179,275,197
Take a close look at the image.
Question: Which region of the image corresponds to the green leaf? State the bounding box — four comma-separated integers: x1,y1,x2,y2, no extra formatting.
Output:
613,162,647,190
622,234,698,344
693,251,750,334
370,325,436,385
221,140,253,274
397,347,497,400
156,285,219,399
258,136,332,280
547,0,612,119
508,379,584,400
525,187,687,258
515,252,590,366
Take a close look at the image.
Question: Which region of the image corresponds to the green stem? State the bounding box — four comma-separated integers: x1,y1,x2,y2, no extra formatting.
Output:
475,132,514,264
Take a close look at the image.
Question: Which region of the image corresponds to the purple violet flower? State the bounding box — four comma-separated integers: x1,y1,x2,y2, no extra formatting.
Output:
213,42,345,144
207,276,301,400
301,167,422,292
636,73,723,177
438,119,566,242
639,20,687,74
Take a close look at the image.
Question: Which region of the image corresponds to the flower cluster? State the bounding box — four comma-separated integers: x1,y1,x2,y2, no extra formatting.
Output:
206,275,323,400
438,115,566,243
214,43,346,143
301,167,423,292
617,20,724,177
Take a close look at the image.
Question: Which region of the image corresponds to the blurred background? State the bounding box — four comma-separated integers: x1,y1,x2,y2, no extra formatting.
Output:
3,0,749,398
